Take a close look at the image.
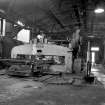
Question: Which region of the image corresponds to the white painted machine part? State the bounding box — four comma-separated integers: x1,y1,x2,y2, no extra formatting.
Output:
11,43,72,73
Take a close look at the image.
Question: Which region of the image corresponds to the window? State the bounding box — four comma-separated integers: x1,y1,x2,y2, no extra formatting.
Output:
17,29,30,43
91,47,99,51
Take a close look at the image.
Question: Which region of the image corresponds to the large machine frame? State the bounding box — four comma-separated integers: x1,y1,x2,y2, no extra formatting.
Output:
0,38,73,76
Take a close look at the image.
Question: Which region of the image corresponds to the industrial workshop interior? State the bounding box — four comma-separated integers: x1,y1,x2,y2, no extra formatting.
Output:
0,0,105,105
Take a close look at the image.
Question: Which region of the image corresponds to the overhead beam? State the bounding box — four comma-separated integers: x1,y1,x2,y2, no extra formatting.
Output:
26,5,65,31
48,10,64,28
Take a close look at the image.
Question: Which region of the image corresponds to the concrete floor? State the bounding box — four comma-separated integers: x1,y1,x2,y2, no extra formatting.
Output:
0,65,105,105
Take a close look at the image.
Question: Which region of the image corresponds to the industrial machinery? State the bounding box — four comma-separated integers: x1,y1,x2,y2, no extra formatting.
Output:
4,37,73,76
0,36,23,68
0,36,23,59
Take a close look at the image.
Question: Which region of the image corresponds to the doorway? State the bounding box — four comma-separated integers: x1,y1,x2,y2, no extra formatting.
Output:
91,47,99,65
91,52,95,65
